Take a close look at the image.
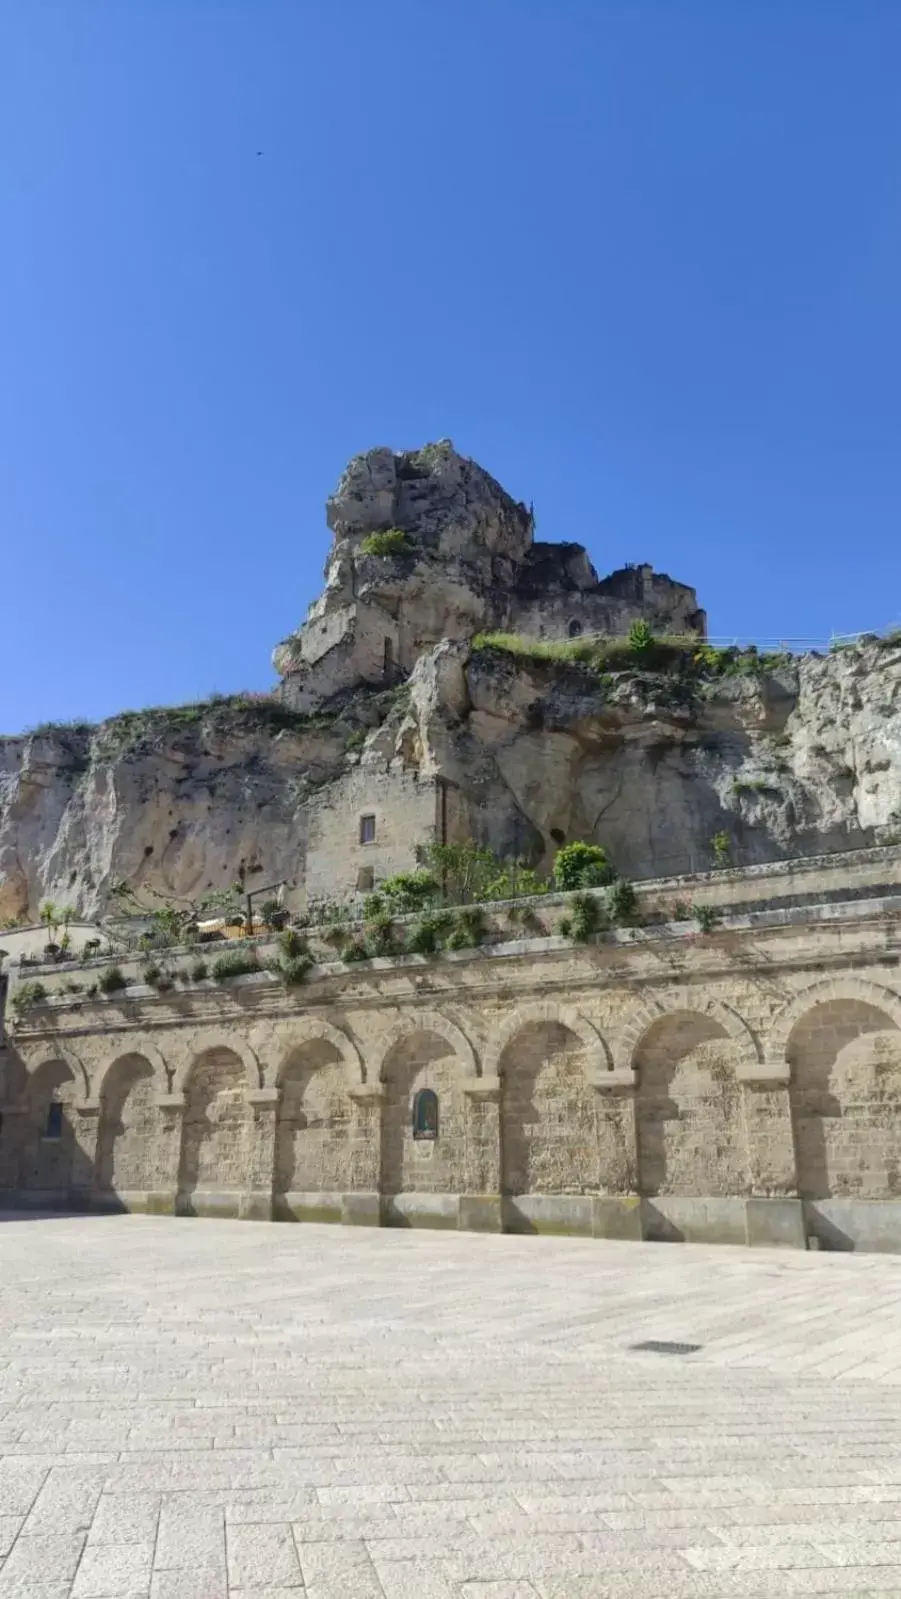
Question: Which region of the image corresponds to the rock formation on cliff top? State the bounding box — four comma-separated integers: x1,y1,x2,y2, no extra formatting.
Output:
0,442,898,922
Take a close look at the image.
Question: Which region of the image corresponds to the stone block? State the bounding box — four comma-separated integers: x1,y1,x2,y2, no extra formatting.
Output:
642,1197,747,1246
342,1192,381,1227
382,1193,459,1229
238,1190,273,1223
805,1199,901,1254
273,1191,343,1224
458,1194,502,1233
746,1197,807,1249
593,1195,642,1241
175,1190,242,1220
503,1194,593,1237
143,1192,176,1217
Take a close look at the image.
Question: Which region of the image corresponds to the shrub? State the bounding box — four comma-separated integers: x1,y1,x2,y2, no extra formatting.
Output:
190,959,209,982
694,903,720,933
279,953,314,988
278,928,309,961
260,898,287,930
446,907,486,951
341,938,370,964
211,950,260,983
561,892,604,942
366,912,398,957
359,529,412,557
11,980,47,1013
381,870,438,912
607,877,637,924
142,962,162,987
407,911,452,955
98,965,128,995
553,841,612,891
710,830,731,867
670,899,692,922
628,619,654,656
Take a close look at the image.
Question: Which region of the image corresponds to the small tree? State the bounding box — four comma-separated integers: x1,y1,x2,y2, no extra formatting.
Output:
710,831,731,868
628,619,654,657
553,842,612,891
39,900,59,947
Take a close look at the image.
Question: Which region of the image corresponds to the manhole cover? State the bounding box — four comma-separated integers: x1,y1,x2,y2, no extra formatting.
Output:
631,1339,702,1355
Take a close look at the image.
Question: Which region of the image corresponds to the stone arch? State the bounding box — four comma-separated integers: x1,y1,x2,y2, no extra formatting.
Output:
485,1001,611,1081
771,978,901,1202
767,977,901,1065
376,1010,477,1201
93,1037,169,1103
273,1023,362,1202
493,1003,611,1199
275,1020,364,1089
95,1052,160,1196
172,1030,260,1095
177,1041,253,1212
629,1001,753,1198
373,1010,478,1083
617,995,760,1076
21,1043,89,1101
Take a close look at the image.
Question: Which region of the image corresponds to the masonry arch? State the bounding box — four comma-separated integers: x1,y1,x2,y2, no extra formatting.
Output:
95,1051,162,1197
17,1051,88,1197
494,1003,611,1198
628,1003,753,1198
771,978,901,1201
274,1023,362,1201
617,995,760,1076
377,1010,477,1200
172,1031,260,1096
177,1042,254,1211
485,1001,611,1081
21,1042,90,1101
93,1037,170,1103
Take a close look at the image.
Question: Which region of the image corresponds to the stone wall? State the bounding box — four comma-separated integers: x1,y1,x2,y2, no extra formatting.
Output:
304,766,439,906
3,859,901,1252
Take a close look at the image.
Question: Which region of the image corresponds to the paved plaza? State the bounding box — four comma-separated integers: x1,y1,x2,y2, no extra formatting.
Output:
3,1225,901,1597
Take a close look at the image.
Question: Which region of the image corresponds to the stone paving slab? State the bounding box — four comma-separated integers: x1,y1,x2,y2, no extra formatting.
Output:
5,1220,901,1594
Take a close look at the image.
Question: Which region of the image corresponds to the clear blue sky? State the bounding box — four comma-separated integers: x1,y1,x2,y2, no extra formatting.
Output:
3,1,900,732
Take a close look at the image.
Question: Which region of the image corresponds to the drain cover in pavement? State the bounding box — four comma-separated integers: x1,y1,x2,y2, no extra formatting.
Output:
631,1339,702,1355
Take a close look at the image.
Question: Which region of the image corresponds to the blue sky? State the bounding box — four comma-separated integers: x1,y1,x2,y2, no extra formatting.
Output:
2,1,900,732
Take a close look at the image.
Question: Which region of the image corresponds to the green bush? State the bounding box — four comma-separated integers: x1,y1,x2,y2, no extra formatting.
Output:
607,877,637,924
710,831,731,868
628,619,654,656
407,911,452,955
359,529,412,557
381,870,438,912
694,903,720,933
366,912,398,957
553,842,612,891
98,965,128,995
190,959,209,982
341,938,370,963
11,979,47,1013
446,907,486,951
211,950,260,983
561,892,604,943
278,928,309,961
279,953,314,988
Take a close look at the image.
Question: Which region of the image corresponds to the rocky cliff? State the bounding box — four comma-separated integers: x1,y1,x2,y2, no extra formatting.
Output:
1,444,898,922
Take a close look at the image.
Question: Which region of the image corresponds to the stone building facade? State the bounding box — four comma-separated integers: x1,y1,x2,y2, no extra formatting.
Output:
3,849,901,1253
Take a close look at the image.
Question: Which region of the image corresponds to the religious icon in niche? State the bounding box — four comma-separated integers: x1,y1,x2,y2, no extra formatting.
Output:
412,1088,439,1141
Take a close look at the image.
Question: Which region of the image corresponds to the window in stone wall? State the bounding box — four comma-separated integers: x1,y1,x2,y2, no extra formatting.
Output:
568,619,583,638
359,814,376,845
412,1088,439,1141
357,866,374,892
44,1102,63,1141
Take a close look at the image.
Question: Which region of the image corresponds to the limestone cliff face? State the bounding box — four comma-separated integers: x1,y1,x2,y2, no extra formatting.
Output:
391,635,901,880
1,440,898,922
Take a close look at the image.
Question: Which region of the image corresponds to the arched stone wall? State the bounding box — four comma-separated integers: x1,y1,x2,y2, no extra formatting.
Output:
767,978,901,1065
618,995,761,1075
378,1015,473,1198
496,1010,606,1197
485,1001,611,1081
177,1046,253,1210
780,989,901,1200
18,1056,83,1196
275,1036,353,1198
632,1010,749,1197
95,1053,159,1196
94,1037,170,1103
172,1031,260,1095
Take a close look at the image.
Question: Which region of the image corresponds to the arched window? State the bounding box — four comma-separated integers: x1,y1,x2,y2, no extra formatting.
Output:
44,1102,63,1140
412,1088,439,1141
568,619,583,639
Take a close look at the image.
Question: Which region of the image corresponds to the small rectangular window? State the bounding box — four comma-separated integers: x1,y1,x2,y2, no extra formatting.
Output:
357,866,374,892
359,814,376,845
44,1102,63,1140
